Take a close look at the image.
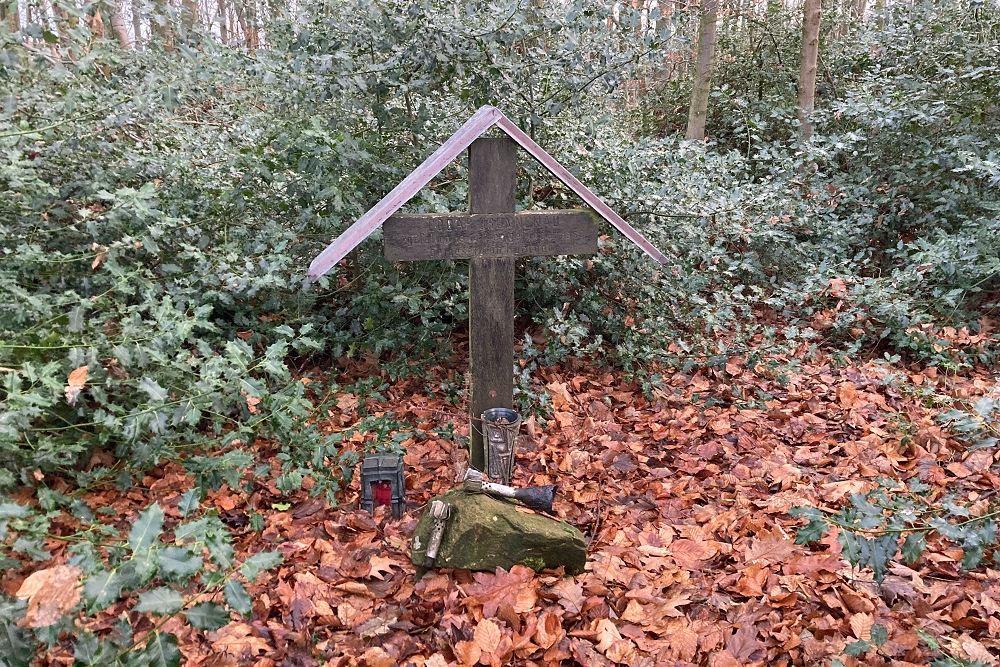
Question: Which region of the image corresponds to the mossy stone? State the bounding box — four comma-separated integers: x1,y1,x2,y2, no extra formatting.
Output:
410,488,586,574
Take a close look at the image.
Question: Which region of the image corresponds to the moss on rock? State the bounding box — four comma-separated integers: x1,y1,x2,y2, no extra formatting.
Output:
410,488,586,574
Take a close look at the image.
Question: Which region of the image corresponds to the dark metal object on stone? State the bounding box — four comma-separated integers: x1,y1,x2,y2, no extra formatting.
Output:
463,468,556,514
423,500,452,568
481,407,520,485
360,454,405,518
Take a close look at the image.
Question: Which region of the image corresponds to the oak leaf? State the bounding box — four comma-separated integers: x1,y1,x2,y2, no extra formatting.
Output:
533,611,564,649
211,622,270,657
464,565,537,617
366,555,396,580
15,565,82,628
668,539,718,569
744,530,799,565
667,626,699,661
550,578,586,616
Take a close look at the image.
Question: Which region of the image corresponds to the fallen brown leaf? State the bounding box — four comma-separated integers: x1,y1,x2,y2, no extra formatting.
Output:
15,565,82,628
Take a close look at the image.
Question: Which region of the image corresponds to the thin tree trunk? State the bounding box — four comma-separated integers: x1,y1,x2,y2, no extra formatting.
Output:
231,0,249,46
685,0,719,140
152,0,175,48
243,0,256,48
180,0,196,33
797,0,821,141
853,0,867,22
131,0,141,47
1,0,20,31
658,0,675,81
109,0,130,46
217,0,227,43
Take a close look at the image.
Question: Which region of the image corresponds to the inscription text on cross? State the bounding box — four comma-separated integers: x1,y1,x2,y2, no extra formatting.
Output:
383,137,597,469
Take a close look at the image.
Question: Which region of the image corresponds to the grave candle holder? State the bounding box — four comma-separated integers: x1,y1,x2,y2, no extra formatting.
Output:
360,454,405,518
481,407,520,485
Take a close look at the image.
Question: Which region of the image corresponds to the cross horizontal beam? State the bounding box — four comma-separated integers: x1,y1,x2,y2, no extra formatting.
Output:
383,211,598,261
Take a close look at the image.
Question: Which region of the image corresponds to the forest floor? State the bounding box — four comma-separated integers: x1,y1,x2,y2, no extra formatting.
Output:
5,344,1000,666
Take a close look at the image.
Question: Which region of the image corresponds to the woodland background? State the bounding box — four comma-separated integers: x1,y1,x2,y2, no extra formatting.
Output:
1,0,999,664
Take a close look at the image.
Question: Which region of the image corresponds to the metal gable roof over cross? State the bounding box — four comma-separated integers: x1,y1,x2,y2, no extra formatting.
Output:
308,105,668,279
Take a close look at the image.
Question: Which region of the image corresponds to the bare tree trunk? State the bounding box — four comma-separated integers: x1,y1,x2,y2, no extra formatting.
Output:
217,0,227,43
131,0,142,47
231,0,248,46
658,0,676,82
243,0,257,48
1,0,20,31
853,0,867,22
180,0,196,33
152,0,175,48
797,0,821,141
108,0,130,46
685,0,719,140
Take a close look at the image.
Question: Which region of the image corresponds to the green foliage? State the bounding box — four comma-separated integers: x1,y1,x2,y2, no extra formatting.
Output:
0,498,281,665
938,397,1000,451
792,479,1000,582
918,629,993,667
2,0,998,485
0,0,997,663
840,622,889,658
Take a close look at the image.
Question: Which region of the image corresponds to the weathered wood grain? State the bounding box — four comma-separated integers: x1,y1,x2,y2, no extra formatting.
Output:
468,138,516,471
383,211,598,261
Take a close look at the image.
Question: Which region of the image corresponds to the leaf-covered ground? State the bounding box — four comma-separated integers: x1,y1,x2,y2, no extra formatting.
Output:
5,349,999,666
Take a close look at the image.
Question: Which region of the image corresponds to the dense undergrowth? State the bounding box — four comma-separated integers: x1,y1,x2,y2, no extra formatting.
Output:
0,0,998,663
2,0,997,488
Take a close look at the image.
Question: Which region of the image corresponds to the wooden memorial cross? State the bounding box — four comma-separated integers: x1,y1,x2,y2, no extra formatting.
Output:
308,106,668,470
385,138,596,467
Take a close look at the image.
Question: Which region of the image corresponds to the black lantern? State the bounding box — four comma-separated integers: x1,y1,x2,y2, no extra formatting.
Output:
360,454,406,518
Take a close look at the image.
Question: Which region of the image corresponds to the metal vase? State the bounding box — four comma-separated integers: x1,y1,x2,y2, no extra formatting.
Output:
481,407,520,485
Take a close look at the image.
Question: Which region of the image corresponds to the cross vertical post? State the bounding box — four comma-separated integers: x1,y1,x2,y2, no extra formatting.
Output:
467,137,516,470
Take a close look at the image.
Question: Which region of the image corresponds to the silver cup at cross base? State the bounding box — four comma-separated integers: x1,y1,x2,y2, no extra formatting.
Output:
481,407,521,486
